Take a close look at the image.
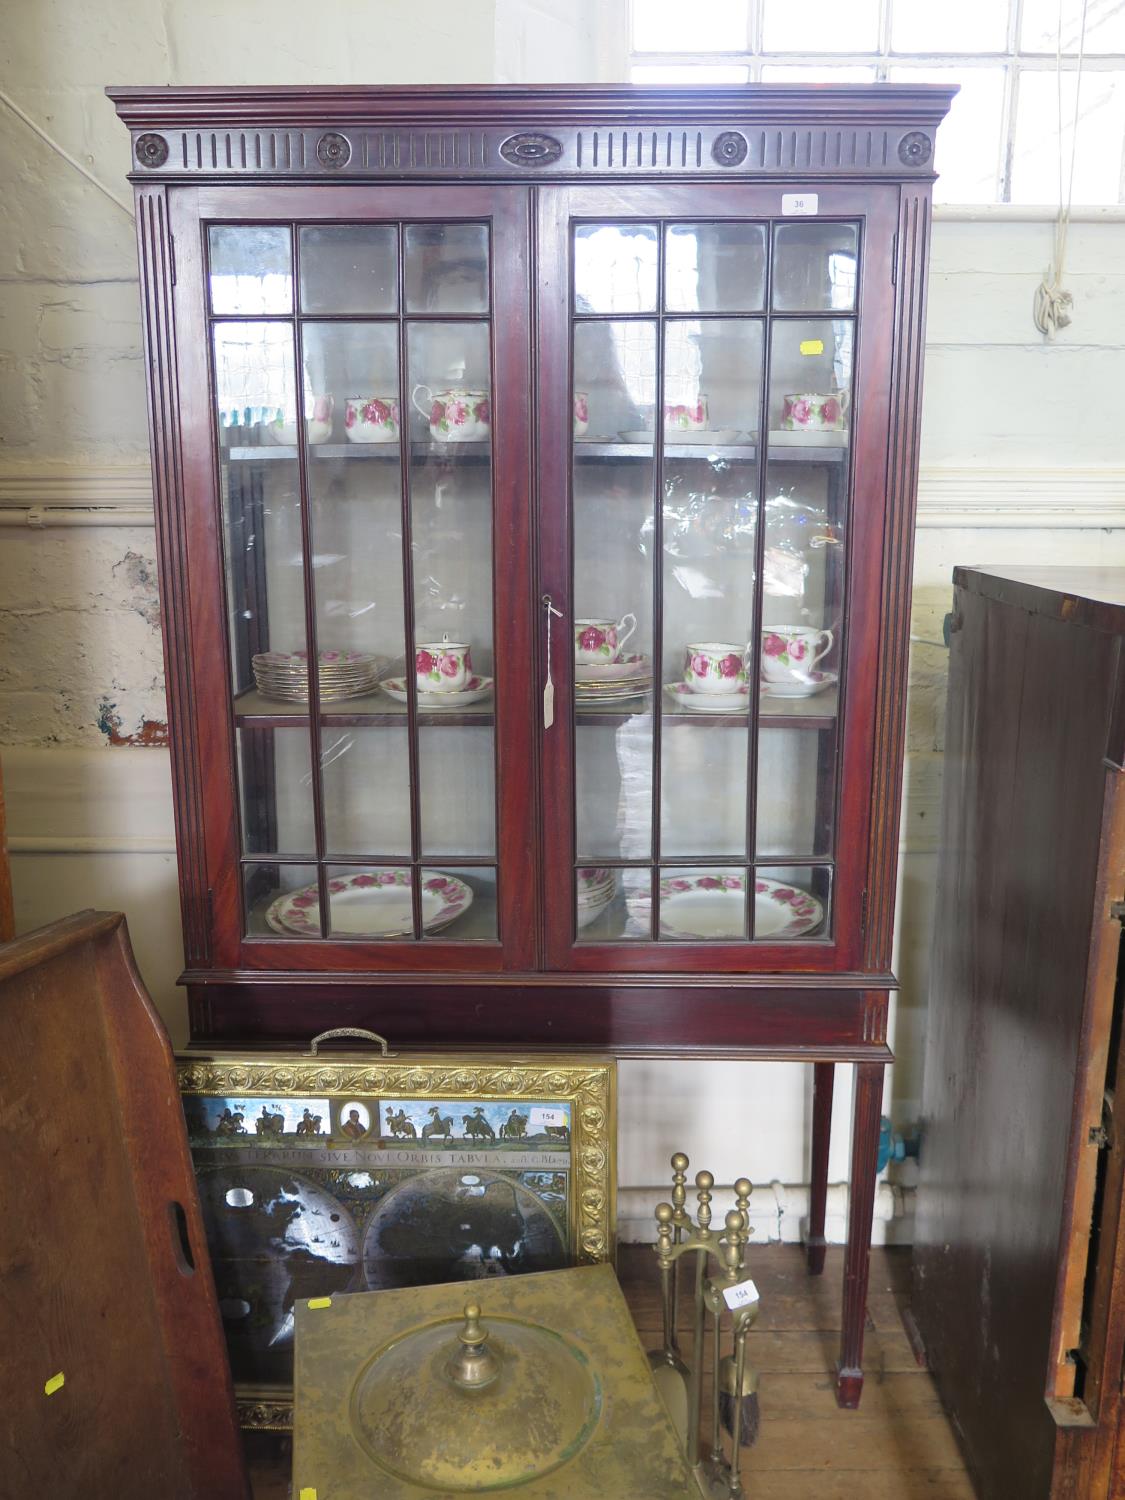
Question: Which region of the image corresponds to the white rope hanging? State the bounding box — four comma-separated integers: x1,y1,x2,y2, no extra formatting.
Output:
1033,0,1089,338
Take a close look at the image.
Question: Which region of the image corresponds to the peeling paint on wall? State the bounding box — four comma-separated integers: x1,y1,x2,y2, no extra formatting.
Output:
0,527,167,747
96,697,168,747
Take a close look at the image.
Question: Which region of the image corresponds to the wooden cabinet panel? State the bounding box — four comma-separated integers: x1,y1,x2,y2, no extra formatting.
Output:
913,567,1125,1500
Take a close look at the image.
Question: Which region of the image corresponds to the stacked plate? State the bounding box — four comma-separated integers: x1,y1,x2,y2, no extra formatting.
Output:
577,867,617,930
574,652,653,707
252,649,382,704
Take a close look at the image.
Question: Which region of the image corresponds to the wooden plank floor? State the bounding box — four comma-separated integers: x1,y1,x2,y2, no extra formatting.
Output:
245,1245,974,1499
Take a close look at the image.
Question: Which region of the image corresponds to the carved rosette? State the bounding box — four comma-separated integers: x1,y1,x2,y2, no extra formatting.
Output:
135,132,169,168
898,131,932,168
316,130,351,169
500,131,563,167
712,130,748,167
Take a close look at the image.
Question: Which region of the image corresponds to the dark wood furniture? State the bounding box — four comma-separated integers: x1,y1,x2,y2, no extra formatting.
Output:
913,567,1125,1498
0,754,13,942
0,910,249,1499
108,82,953,1405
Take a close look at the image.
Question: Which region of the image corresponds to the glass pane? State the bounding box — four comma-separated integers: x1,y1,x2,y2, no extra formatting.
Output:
764,319,850,715
299,225,398,314
891,0,1009,52
630,65,751,84
404,224,489,314
658,867,747,940
767,318,853,439
312,865,487,940
754,865,830,939
573,319,656,859
659,314,761,876
407,317,496,863
244,863,319,938
1011,70,1125,206
574,318,657,440
420,866,497,941
574,225,659,314
575,712,655,861
661,724,749,857
321,728,411,859
574,867,652,942
756,726,837,858
208,225,292,315
889,67,1005,205
213,323,309,704
1022,0,1125,54
303,321,404,711
760,65,877,82
665,223,767,313
632,0,749,51
663,317,764,439
236,727,316,857
772,223,858,313
762,0,879,51
419,726,496,857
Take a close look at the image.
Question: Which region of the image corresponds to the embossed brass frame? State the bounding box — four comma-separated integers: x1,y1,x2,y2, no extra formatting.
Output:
177,1049,616,1430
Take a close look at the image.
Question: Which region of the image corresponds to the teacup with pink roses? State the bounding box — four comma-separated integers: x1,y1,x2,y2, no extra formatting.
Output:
412,384,491,443
664,394,709,433
780,389,850,432
415,636,473,694
683,641,752,695
759,625,834,684
574,613,637,667
345,395,400,444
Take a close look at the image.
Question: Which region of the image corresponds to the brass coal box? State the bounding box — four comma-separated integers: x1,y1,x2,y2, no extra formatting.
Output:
292,1263,695,1498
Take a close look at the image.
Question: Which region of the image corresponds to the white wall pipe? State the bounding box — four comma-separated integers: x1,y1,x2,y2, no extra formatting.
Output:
0,507,154,528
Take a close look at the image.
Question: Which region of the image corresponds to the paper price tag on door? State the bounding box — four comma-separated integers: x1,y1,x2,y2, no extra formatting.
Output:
781,192,818,216
529,1107,566,1130
722,1279,760,1312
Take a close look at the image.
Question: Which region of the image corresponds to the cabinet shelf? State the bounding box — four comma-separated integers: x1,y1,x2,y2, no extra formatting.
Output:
225,441,490,463
233,688,495,728
224,441,845,466
575,688,838,729
574,442,846,464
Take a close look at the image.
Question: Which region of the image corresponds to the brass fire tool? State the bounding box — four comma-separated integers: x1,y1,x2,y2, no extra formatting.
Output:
651,1155,761,1500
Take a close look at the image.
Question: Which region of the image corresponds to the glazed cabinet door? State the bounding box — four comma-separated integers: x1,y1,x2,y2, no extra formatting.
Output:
171,185,535,972
538,183,899,973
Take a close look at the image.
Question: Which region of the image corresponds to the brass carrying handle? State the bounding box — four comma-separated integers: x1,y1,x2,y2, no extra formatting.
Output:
307,1027,397,1057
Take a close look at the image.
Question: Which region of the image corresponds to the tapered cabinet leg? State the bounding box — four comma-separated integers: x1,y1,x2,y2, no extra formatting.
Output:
835,1060,884,1409
806,1061,835,1275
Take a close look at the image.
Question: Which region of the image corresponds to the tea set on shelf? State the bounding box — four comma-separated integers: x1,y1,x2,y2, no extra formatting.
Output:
572,613,836,714
251,636,493,709
573,387,850,449
262,384,491,447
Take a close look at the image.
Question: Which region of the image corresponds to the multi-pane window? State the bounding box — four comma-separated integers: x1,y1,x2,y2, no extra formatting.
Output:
630,0,1125,205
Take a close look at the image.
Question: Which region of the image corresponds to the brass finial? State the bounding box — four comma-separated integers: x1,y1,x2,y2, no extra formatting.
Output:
696,1170,714,1235
671,1152,690,1230
447,1302,501,1390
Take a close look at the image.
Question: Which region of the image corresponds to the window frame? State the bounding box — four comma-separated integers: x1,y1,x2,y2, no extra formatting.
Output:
628,0,1125,208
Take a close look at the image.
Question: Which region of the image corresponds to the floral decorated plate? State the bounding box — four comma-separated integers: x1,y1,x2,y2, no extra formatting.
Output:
663,681,750,714
654,873,823,940
760,669,838,699
575,653,651,683
265,868,473,938
379,675,494,708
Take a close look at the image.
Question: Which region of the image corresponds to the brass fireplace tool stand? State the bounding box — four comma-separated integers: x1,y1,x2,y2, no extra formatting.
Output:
651,1154,761,1500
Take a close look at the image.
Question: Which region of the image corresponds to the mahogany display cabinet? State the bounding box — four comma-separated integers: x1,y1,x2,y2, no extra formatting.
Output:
109,82,953,1405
